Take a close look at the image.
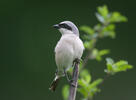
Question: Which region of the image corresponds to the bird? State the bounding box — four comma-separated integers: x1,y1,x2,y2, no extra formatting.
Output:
49,21,84,91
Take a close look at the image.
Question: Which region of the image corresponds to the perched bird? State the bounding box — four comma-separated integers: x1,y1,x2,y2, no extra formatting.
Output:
49,21,84,91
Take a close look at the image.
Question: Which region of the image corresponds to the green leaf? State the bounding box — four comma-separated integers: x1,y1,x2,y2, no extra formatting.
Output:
96,49,110,61
104,58,115,73
62,85,69,100
84,41,92,49
91,49,98,59
106,58,114,65
103,24,115,32
102,24,116,38
97,5,109,18
83,38,97,49
88,79,103,89
80,26,95,35
114,60,133,72
94,24,102,31
78,79,86,87
110,12,128,22
80,69,91,83
78,88,88,98
105,58,133,75
92,49,110,61
78,77,103,99
95,13,105,23
82,35,91,41
96,5,109,23
99,49,110,56
87,79,103,97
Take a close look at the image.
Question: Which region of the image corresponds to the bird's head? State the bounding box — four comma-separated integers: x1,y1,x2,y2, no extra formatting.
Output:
53,21,79,36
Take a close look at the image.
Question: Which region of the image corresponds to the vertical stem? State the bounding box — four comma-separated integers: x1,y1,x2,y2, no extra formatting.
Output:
68,61,79,100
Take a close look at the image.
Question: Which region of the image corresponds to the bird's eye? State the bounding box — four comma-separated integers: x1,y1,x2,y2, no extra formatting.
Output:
59,23,72,30
59,24,66,28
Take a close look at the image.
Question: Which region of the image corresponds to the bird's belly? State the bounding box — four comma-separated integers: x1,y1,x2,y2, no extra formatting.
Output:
55,43,74,72
55,34,84,75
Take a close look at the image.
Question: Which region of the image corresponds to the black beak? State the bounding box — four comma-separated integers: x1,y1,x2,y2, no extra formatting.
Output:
53,24,60,29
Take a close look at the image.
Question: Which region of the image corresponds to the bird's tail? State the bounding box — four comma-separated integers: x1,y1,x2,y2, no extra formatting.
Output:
49,75,60,91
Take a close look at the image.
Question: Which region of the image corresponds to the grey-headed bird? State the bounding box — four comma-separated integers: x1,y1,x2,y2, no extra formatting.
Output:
49,21,84,91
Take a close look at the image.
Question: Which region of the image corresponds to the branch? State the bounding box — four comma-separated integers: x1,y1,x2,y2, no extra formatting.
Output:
68,60,80,100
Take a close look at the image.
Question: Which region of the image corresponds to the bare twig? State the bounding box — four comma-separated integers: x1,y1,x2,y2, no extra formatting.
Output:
68,60,80,100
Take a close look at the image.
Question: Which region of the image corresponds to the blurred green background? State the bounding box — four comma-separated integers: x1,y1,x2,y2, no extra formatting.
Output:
1,0,136,100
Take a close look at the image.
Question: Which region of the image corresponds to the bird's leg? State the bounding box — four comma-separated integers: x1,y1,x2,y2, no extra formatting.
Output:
55,69,58,76
64,58,81,87
64,69,70,82
64,69,76,87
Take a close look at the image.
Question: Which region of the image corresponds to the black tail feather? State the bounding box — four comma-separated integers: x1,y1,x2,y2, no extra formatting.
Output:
49,76,60,91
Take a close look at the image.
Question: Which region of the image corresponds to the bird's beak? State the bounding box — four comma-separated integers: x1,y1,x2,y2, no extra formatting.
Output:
53,24,60,29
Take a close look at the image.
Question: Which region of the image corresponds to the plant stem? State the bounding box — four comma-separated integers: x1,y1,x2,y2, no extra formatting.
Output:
68,60,79,100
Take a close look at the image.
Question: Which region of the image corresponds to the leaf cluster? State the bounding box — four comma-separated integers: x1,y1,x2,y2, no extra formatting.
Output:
78,70,103,100
105,58,133,75
62,5,133,100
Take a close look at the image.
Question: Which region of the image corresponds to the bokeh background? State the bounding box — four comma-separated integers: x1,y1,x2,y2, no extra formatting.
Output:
1,0,136,100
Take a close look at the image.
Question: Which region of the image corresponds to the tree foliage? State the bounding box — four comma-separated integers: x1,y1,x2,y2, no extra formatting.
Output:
62,5,133,100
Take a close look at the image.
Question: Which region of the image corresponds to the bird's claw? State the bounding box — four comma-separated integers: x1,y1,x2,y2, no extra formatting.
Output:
72,58,81,67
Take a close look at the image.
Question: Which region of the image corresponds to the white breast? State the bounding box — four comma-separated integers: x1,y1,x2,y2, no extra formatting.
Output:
55,34,84,74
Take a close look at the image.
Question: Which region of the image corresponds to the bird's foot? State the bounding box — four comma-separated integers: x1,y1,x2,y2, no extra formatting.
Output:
72,58,82,67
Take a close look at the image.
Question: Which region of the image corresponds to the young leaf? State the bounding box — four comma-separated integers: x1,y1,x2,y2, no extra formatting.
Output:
114,60,133,72
80,26,95,35
102,24,116,38
106,58,114,65
84,41,93,49
105,58,133,75
88,79,103,90
99,49,110,56
91,49,110,61
96,49,110,61
110,12,128,22
95,13,105,23
78,69,103,99
86,78,103,98
80,69,92,83
94,24,102,31
97,5,109,18
78,87,88,98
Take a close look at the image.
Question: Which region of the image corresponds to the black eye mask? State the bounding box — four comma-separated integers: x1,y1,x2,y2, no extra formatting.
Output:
59,23,72,31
